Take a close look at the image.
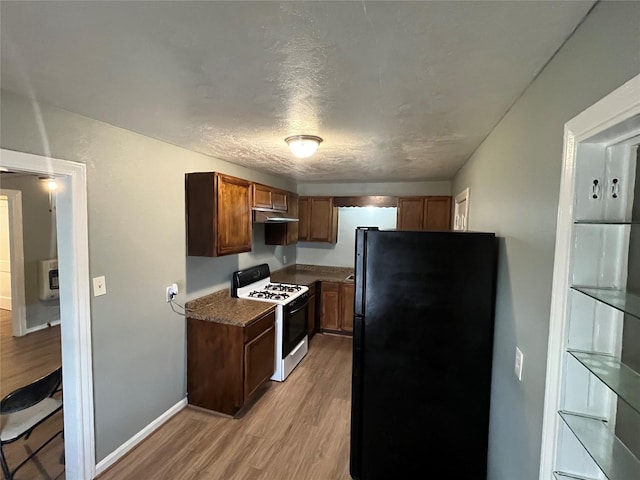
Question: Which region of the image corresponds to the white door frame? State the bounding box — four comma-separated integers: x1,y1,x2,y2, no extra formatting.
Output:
453,187,470,231
539,74,640,478
0,189,27,336
0,149,95,479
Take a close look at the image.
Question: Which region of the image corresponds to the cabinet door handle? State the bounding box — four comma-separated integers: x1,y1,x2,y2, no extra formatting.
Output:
591,179,601,199
611,178,619,199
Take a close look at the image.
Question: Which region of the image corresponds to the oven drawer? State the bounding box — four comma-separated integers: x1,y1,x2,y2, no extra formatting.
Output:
283,336,308,380
245,309,276,343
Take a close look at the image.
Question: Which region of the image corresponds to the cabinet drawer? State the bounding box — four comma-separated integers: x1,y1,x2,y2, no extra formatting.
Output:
245,310,276,343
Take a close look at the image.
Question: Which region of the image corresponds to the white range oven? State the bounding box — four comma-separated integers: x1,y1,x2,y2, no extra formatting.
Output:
232,264,310,381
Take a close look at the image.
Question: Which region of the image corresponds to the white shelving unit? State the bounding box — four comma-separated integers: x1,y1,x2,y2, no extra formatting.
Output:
541,74,640,480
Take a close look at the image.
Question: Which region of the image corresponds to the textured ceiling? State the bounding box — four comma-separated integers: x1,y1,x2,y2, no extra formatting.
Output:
0,1,596,183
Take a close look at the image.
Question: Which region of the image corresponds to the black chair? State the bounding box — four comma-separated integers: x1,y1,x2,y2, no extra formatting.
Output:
0,366,64,480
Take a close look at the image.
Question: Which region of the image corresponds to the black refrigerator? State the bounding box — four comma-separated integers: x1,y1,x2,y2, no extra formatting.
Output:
350,227,498,480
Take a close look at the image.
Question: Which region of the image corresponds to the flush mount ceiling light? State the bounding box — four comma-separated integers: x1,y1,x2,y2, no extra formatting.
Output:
284,135,323,158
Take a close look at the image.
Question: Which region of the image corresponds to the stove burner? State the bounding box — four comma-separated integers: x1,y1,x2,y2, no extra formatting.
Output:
265,283,302,293
248,290,290,300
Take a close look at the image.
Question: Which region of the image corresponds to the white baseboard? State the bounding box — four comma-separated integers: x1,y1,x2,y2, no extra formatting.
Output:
0,297,11,310
24,319,61,335
95,398,188,476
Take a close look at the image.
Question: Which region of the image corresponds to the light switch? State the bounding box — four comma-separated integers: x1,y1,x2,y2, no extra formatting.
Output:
93,276,107,297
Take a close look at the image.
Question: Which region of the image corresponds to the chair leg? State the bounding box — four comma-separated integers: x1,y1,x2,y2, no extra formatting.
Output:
23,426,36,440
0,445,12,480
8,429,63,479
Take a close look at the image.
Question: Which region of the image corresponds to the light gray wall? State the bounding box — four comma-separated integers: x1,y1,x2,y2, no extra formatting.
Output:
451,2,640,479
298,180,450,196
296,207,397,267
0,174,60,329
0,89,296,462
187,223,296,299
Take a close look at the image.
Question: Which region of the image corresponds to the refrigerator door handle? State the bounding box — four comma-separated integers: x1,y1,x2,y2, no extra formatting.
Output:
354,227,370,317
350,313,364,479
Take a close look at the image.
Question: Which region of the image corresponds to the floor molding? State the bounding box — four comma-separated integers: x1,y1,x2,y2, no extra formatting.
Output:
24,319,61,335
95,398,188,476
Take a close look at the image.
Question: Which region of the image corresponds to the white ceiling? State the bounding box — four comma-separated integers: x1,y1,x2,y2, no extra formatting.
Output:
0,1,596,183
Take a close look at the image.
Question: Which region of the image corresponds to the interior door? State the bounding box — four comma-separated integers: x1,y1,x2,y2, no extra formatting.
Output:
0,196,11,310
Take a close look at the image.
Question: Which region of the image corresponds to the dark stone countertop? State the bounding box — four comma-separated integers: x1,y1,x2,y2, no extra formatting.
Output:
184,264,354,326
185,289,276,327
271,264,355,286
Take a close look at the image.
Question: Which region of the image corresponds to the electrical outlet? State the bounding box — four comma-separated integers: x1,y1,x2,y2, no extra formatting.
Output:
166,283,178,302
515,346,524,381
283,255,287,264
92,276,107,297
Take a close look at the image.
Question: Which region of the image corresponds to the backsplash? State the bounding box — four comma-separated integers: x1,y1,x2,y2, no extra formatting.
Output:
295,206,397,267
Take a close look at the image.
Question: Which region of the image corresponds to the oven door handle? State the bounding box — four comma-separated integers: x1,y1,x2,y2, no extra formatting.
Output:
287,299,310,316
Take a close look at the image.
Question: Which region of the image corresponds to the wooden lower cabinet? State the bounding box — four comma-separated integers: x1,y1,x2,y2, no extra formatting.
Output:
298,197,338,243
339,282,354,334
320,281,353,335
307,282,317,339
320,282,340,331
187,310,276,416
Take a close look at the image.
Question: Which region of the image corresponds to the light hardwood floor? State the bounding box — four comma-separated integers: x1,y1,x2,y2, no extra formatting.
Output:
98,333,354,480
0,309,65,480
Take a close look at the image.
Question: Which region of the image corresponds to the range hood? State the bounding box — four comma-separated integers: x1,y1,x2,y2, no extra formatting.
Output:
252,209,299,223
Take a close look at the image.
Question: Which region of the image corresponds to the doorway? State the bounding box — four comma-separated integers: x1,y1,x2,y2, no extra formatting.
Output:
0,149,95,479
0,184,52,337
0,195,11,310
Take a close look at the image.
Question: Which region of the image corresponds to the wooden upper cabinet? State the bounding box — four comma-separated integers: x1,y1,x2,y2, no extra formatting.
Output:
285,193,299,244
397,197,425,231
185,172,252,257
217,174,253,255
299,196,338,243
423,196,452,231
272,190,287,211
252,183,287,212
264,192,299,246
298,197,310,240
397,196,452,231
253,183,272,209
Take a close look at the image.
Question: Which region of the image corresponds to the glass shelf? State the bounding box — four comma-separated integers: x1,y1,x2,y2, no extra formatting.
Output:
574,220,639,225
568,350,640,416
571,287,640,321
553,472,597,480
559,411,640,480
